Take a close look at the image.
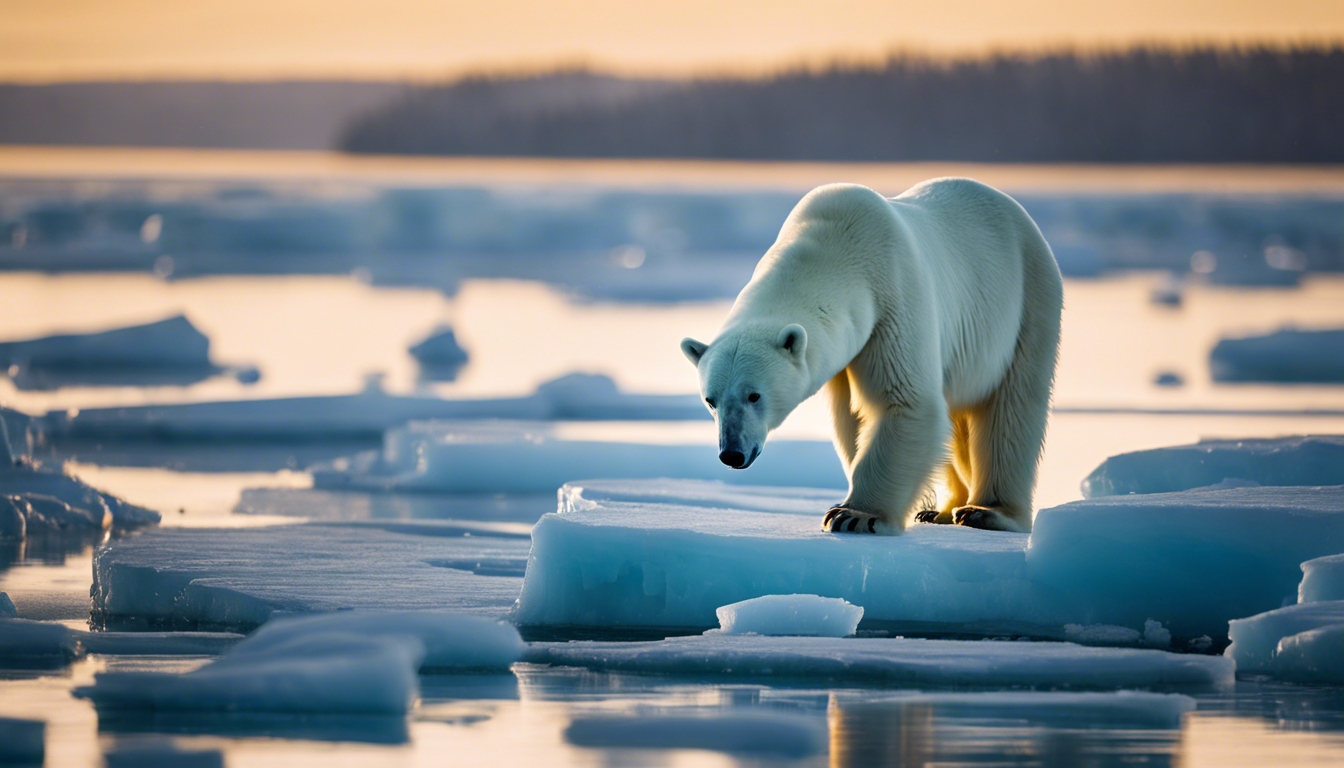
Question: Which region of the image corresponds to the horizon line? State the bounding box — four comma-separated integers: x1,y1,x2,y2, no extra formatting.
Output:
2,37,1341,86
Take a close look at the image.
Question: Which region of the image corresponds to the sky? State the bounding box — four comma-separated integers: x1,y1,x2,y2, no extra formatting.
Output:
2,0,1343,82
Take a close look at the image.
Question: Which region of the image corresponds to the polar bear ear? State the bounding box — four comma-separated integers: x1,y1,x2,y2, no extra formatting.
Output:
680,337,709,365
777,324,807,361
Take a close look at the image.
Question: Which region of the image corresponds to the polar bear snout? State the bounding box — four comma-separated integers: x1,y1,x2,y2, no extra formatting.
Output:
718,445,759,469
719,449,746,468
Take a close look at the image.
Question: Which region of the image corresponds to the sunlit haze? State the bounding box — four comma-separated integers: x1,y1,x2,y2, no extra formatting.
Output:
3,0,1343,81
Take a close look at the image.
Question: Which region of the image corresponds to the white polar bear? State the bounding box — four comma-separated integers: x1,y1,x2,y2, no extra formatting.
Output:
680,179,1063,534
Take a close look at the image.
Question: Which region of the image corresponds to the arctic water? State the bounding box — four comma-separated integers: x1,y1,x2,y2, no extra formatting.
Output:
3,156,1344,767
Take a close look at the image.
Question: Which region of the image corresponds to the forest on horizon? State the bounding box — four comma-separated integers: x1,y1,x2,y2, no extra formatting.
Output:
339,46,1343,163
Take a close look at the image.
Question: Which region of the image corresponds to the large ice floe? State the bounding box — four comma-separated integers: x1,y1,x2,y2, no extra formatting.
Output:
1210,327,1344,383
74,611,522,713
513,479,1344,642
49,372,707,441
91,522,530,630
524,635,1233,689
313,421,842,494
1081,435,1344,497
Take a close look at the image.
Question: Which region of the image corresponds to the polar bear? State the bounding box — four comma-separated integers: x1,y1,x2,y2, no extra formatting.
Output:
680,179,1062,534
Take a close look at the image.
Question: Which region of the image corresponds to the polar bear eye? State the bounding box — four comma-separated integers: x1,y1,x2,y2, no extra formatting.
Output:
705,398,717,409
747,392,761,403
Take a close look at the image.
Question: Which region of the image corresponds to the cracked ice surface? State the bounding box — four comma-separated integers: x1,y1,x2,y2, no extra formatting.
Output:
91,522,530,631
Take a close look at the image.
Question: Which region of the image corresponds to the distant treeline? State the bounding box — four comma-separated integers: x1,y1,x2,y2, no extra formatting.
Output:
340,47,1344,163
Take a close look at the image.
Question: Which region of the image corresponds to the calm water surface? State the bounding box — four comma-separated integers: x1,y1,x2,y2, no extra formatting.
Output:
2,206,1344,764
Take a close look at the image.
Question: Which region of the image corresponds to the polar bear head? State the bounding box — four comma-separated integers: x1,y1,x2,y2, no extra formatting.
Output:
680,323,809,469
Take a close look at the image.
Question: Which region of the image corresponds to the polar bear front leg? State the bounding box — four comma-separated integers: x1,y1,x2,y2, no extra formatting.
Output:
823,399,947,535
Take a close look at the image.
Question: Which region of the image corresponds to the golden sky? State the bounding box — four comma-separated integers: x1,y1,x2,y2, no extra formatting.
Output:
3,0,1342,81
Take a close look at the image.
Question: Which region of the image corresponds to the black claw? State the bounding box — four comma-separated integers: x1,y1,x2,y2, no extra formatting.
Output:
867,518,877,533
845,517,859,532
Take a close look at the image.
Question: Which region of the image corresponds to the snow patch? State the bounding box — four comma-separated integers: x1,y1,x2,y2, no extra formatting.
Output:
712,594,863,637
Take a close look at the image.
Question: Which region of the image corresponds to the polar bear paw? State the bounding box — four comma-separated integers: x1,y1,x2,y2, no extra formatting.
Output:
952,505,1025,532
822,507,885,534
913,509,952,524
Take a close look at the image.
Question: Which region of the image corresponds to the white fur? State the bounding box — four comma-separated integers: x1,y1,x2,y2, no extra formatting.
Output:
681,179,1063,534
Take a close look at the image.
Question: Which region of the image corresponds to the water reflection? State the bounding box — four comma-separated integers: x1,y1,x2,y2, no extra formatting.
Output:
826,697,1185,768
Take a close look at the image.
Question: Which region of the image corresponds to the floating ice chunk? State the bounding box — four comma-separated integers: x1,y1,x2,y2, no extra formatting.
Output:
513,481,1056,634
409,326,469,367
854,690,1195,727
1272,624,1344,684
526,635,1234,689
0,618,82,668
1143,619,1172,648
0,315,212,370
0,592,15,617
1300,554,1344,603
0,459,159,531
713,595,863,637
1225,601,1344,674
1081,435,1344,497
75,633,423,714
1064,624,1141,645
0,717,44,765
1210,328,1344,383
316,421,844,494
92,523,529,630
51,372,708,441
237,611,523,670
564,712,826,757
1027,485,1344,639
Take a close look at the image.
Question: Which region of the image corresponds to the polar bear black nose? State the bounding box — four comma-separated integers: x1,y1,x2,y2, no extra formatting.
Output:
719,450,746,468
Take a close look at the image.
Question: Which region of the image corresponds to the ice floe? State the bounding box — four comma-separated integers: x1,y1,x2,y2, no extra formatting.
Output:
92,522,530,630
1226,601,1344,681
525,635,1234,689
50,372,707,441
0,617,243,668
0,456,160,533
513,481,1051,635
1210,327,1344,383
235,611,523,670
712,595,863,637
314,421,842,494
408,325,469,367
1301,554,1344,603
515,480,1344,643
76,633,423,714
74,611,522,714
1081,435,1344,497
0,314,212,371
1028,485,1344,639
564,712,826,757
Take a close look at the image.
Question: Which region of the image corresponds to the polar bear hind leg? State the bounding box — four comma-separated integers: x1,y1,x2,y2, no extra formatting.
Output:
914,412,970,525
952,252,1061,533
